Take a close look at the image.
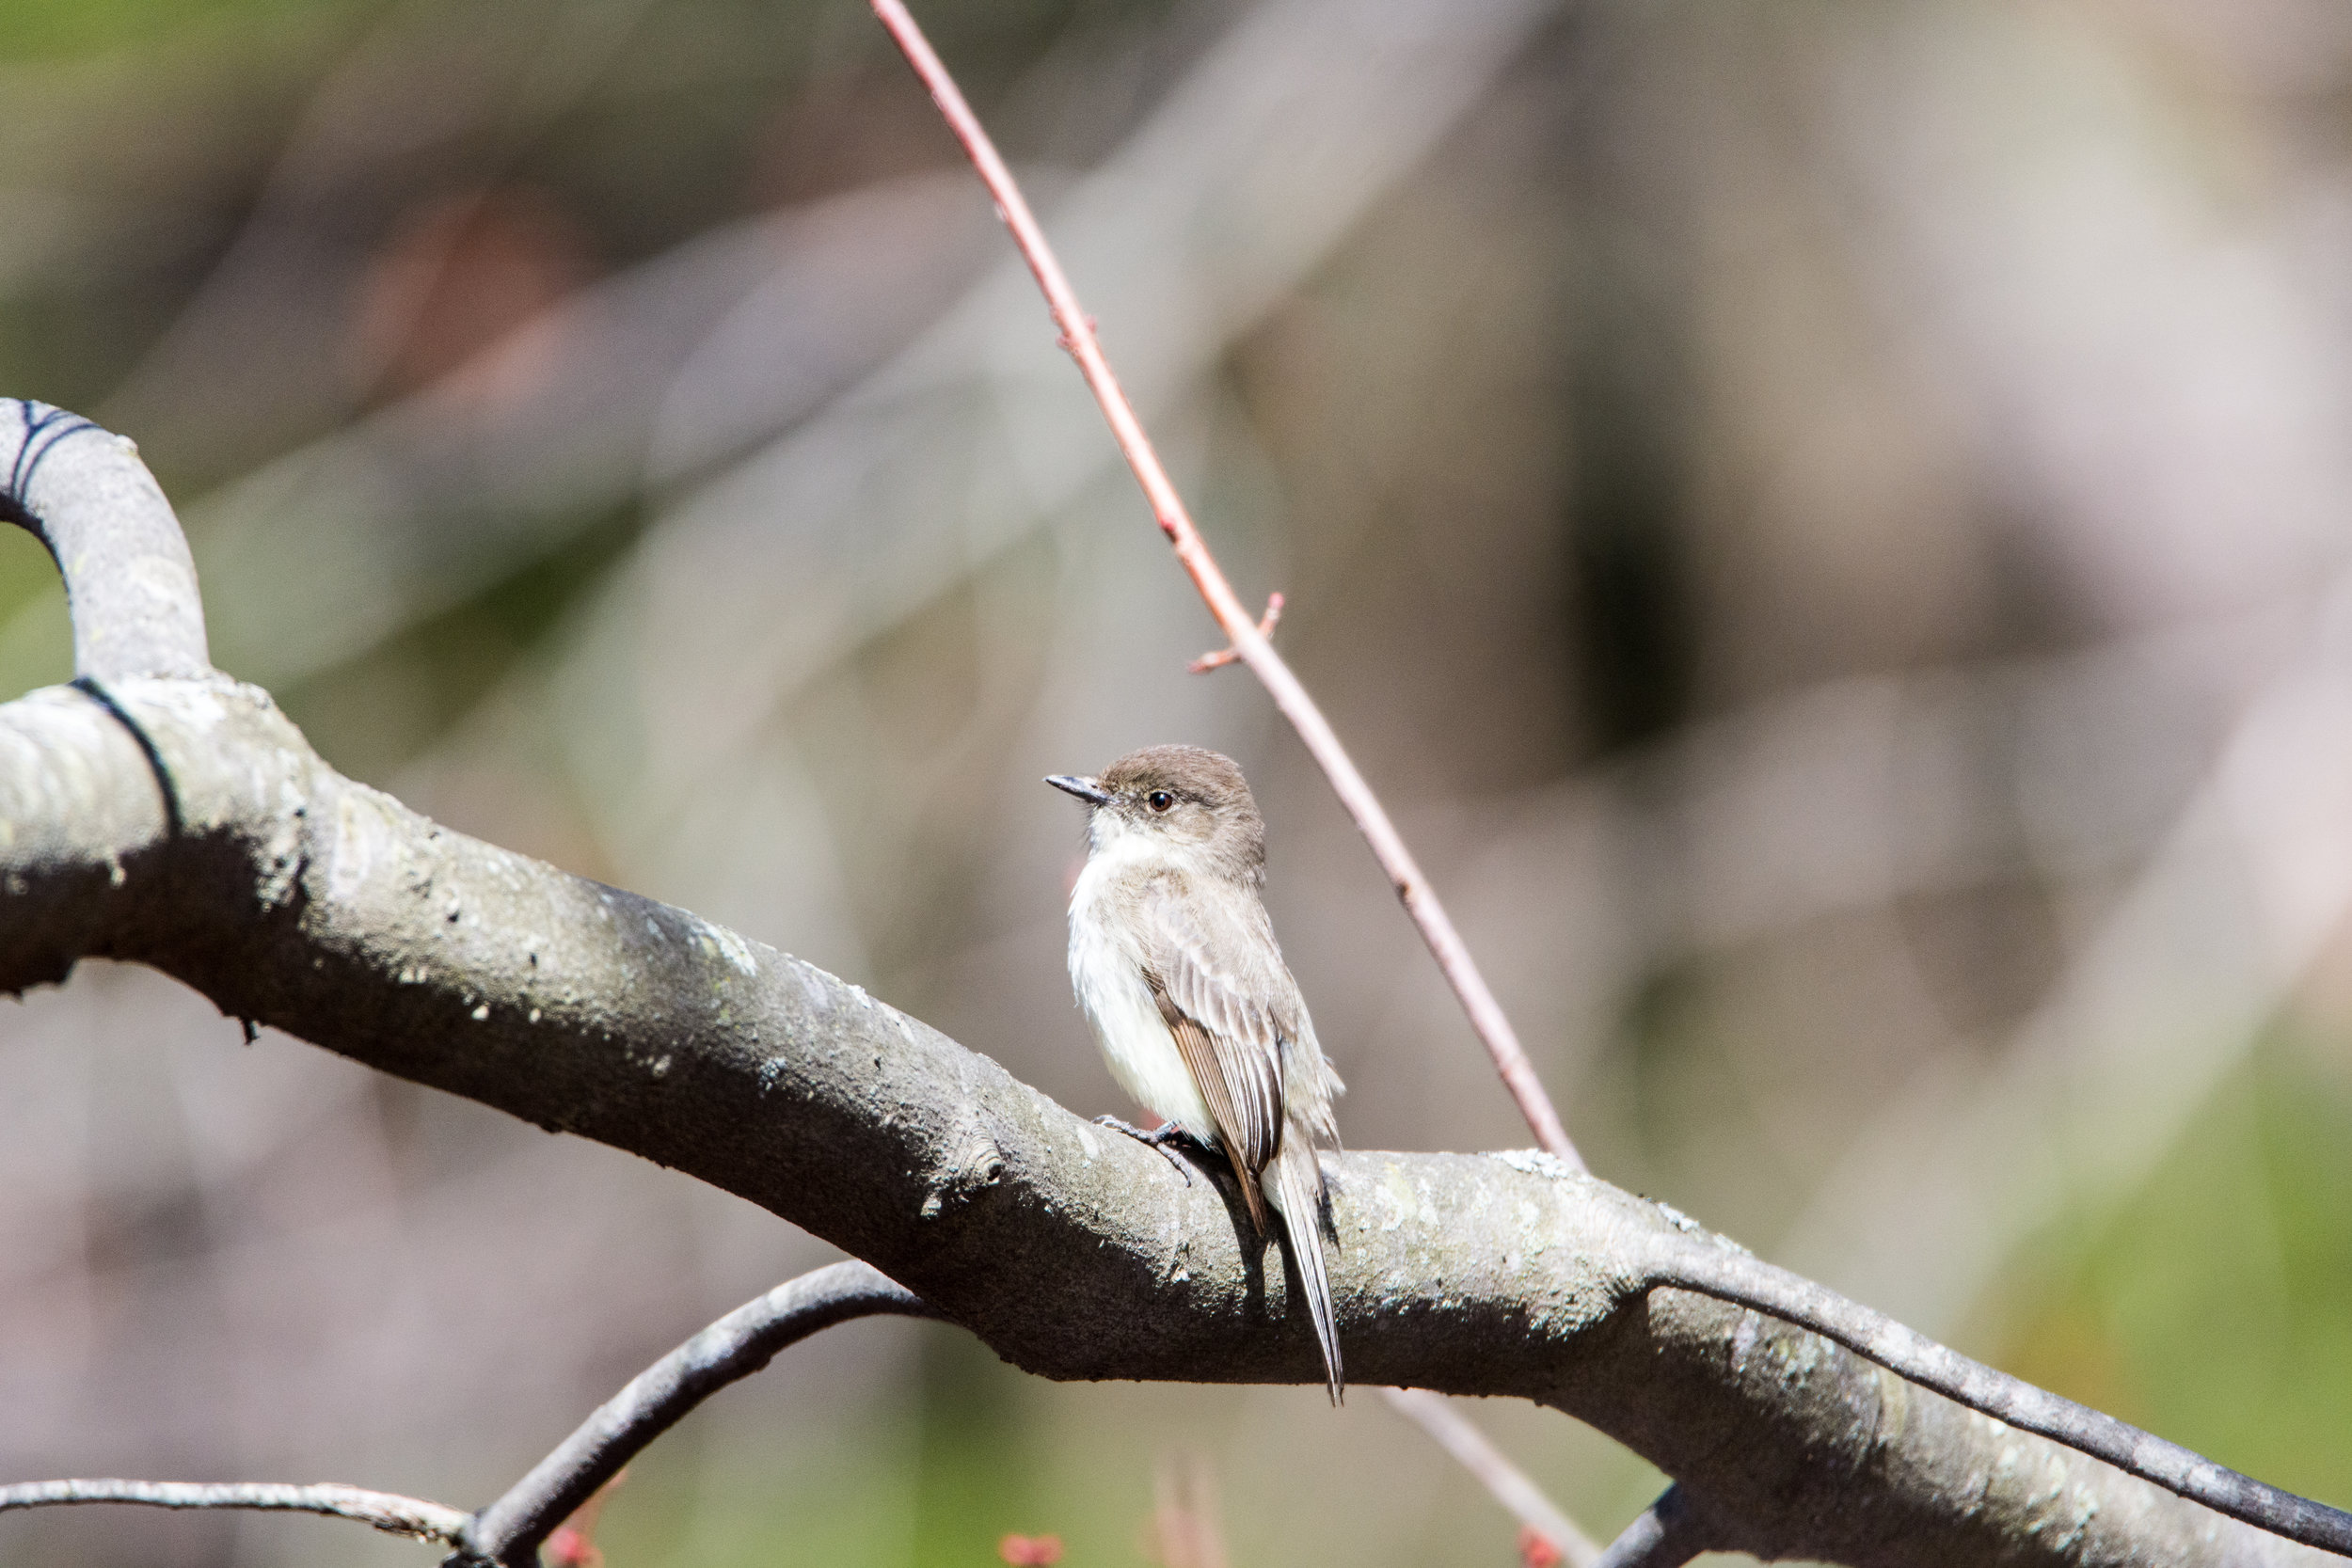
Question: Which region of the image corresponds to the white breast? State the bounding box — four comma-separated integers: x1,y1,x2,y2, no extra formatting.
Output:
1067,830,1218,1142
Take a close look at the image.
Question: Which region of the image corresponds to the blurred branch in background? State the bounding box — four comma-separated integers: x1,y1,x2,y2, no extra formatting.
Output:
94,0,672,475
1782,581,2352,1338
1772,0,2352,1350
1145,1455,1228,1568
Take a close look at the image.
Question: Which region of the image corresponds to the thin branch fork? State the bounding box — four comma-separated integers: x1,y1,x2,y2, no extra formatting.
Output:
867,0,1584,1171
1189,592,1282,673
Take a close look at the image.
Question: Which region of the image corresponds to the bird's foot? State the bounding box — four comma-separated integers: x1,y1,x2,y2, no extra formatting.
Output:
1095,1116,1207,1185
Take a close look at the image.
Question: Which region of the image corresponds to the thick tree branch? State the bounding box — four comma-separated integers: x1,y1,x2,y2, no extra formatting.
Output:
462,1262,936,1565
0,1480,467,1543
6,408,2349,1564
2,672,2344,1564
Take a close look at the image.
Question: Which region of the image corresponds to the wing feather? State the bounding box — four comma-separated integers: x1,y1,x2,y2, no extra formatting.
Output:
1135,874,1298,1174
1148,989,1271,1235
1134,883,1289,1142
1135,870,1346,1398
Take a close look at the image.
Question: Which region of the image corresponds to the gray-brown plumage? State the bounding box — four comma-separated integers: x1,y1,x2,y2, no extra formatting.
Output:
1046,745,1346,1400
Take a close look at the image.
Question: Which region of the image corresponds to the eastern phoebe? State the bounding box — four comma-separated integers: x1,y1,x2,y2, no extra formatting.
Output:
1047,745,1345,1401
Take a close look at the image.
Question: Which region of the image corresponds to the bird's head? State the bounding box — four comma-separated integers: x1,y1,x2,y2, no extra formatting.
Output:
1046,744,1265,879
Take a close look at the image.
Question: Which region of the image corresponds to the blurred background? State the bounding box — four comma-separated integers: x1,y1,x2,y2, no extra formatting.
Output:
5,0,2352,1563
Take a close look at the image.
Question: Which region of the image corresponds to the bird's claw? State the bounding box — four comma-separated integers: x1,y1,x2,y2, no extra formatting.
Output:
1095,1115,1200,1185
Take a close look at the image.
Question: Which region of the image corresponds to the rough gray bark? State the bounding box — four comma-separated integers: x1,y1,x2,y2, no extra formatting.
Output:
2,402,2345,1566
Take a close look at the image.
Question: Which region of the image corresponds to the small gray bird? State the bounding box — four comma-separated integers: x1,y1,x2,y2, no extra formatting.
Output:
1046,745,1345,1401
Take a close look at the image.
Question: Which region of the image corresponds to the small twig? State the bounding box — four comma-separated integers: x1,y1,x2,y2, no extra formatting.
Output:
1188,592,1283,673
1590,1485,1708,1568
868,0,1584,1171
1381,1388,1599,1568
0,1480,467,1544
461,1260,935,1565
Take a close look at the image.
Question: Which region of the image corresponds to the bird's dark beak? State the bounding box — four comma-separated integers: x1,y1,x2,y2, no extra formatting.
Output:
1045,773,1113,806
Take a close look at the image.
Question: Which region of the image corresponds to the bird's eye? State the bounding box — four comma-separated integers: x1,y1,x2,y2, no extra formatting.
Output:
1147,790,1174,813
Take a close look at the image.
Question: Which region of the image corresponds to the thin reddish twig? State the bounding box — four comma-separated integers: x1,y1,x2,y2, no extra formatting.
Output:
1149,1454,1232,1568
870,0,1582,1168
1380,1388,1599,1568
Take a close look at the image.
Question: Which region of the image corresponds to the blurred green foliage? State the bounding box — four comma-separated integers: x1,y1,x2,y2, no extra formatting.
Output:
0,0,350,59
2001,1037,2352,1509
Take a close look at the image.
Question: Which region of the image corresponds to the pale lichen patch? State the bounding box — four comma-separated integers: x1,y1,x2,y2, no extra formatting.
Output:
1486,1148,1579,1181
700,922,760,976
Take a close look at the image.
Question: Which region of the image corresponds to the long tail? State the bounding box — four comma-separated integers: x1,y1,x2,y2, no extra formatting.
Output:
1264,1138,1342,1403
